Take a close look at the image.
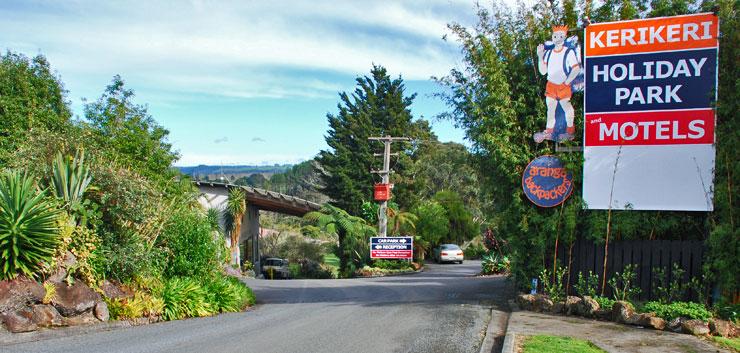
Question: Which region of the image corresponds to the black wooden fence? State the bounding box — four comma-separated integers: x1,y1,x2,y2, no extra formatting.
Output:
549,238,706,302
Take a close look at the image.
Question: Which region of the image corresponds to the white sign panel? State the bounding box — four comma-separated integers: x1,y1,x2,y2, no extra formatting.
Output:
583,13,718,211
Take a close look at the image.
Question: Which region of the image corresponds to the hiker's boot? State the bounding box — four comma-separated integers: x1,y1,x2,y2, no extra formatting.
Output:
558,126,576,142
533,128,554,143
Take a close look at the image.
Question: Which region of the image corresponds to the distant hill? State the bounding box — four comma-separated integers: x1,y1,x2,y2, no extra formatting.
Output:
177,164,292,181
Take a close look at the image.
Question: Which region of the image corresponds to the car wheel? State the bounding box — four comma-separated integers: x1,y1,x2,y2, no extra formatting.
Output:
459,260,464,264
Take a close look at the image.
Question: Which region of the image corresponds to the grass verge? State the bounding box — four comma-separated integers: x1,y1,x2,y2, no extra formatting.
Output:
521,335,607,353
711,336,740,352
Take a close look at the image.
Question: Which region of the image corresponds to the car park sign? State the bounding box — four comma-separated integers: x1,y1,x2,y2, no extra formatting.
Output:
583,13,718,211
370,237,413,259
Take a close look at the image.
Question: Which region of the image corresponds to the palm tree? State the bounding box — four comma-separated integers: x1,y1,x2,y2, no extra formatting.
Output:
386,208,418,235
304,204,375,275
223,187,246,266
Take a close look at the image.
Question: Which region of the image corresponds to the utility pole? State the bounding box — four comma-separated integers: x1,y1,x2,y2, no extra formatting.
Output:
369,135,410,237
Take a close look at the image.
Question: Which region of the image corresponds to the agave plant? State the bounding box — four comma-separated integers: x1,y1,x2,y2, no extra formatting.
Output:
51,149,93,225
0,171,62,280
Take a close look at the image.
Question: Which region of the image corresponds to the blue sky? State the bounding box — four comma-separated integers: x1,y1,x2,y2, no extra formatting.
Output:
1,0,483,166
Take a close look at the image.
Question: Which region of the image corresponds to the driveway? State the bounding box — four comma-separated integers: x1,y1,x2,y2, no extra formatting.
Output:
1,261,514,353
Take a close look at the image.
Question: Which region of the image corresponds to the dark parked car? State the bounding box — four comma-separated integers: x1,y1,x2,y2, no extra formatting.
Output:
262,257,291,279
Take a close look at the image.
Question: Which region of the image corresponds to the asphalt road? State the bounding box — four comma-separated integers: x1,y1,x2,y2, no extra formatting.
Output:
1,261,513,353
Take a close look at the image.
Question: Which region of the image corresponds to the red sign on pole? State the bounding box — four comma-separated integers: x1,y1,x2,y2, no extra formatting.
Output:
374,184,391,201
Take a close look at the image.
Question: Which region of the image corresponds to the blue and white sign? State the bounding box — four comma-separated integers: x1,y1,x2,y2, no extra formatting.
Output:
370,237,413,259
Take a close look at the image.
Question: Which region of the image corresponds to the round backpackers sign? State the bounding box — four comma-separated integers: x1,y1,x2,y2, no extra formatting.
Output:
522,155,573,207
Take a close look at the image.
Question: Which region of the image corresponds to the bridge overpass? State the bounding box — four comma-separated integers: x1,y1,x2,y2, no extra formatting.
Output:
195,181,322,275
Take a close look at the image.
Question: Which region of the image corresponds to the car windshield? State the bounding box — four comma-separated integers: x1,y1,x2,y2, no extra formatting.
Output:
441,245,460,250
264,259,283,266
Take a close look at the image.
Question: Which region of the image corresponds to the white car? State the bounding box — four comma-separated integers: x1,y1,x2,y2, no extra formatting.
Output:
433,244,464,264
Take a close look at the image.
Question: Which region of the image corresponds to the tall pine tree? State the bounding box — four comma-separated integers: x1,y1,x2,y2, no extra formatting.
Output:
317,65,430,216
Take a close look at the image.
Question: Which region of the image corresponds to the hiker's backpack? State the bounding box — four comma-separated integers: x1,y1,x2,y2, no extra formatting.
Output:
543,36,584,92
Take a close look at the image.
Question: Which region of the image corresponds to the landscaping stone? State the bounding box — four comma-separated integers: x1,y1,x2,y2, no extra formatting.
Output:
533,295,553,313
612,301,635,324
709,319,736,338
551,302,566,314
0,276,46,313
681,319,710,336
1,308,37,333
47,251,76,283
516,294,535,311
52,281,101,317
31,304,63,327
62,311,98,326
94,301,109,322
100,280,132,300
667,317,685,333
594,308,612,320
575,296,600,317
565,296,582,315
626,312,666,330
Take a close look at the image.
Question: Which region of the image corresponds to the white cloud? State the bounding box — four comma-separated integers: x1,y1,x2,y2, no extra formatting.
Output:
0,1,478,101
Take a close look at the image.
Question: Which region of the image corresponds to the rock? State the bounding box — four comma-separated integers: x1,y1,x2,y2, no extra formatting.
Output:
0,308,37,333
681,319,710,336
626,312,666,330
100,280,132,300
52,281,101,317
709,319,736,338
47,252,76,283
551,302,567,314
612,301,635,324
594,309,612,320
31,304,63,327
533,295,554,313
62,311,99,326
565,296,582,315
576,296,600,317
0,276,46,312
516,294,536,311
94,302,109,322
667,317,685,333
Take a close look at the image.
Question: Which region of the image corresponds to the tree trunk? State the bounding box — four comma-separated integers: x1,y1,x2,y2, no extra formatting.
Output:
231,220,242,266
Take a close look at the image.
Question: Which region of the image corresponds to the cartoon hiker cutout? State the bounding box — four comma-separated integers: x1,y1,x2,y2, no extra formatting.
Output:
534,25,584,143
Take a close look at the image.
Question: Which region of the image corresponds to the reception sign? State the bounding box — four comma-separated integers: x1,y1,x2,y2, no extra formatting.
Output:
522,155,574,207
583,13,718,211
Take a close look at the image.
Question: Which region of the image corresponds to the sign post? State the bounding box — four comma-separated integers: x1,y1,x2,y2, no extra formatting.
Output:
583,13,719,211
370,237,413,259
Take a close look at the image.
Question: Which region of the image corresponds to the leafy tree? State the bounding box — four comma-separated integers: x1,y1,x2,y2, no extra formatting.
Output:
413,200,449,251
83,75,179,182
303,204,375,276
438,1,736,296
317,65,431,215
0,52,71,164
433,191,478,245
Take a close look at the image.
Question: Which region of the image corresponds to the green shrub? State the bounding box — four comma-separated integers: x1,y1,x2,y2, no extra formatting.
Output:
539,267,567,303
159,209,220,278
593,296,616,310
160,277,213,321
372,259,413,270
642,301,713,322
463,243,487,259
105,291,164,320
574,271,600,298
608,264,641,302
0,171,62,280
713,302,739,324
204,275,255,313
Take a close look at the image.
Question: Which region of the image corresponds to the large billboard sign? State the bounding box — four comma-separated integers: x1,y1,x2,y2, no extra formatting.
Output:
370,237,413,259
583,13,718,211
